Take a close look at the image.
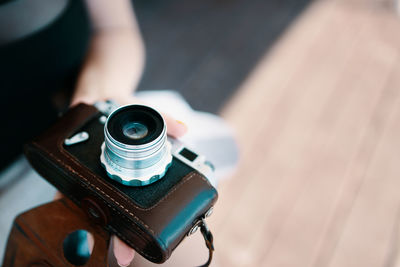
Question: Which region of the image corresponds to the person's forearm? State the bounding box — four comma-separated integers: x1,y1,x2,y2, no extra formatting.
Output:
71,0,145,105
72,29,145,105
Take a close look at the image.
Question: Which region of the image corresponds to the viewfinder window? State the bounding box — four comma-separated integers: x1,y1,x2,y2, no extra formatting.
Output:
179,148,198,162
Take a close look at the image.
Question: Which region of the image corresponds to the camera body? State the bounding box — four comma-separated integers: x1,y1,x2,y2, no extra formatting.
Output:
93,101,215,187
24,102,218,263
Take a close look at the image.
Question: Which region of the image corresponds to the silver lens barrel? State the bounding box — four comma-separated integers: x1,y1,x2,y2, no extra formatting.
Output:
100,105,172,186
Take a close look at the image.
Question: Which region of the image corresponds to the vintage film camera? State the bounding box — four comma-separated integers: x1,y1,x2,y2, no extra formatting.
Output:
25,101,218,265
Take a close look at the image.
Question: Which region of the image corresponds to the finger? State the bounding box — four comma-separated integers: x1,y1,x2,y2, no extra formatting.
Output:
113,235,135,267
87,232,94,254
164,113,188,138
70,95,97,107
53,191,64,200
70,93,139,107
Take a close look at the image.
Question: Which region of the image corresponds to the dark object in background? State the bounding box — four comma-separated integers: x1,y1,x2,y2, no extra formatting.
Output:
24,103,217,264
0,0,90,169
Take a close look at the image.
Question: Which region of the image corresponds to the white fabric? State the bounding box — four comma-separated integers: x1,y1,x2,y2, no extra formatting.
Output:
136,90,239,184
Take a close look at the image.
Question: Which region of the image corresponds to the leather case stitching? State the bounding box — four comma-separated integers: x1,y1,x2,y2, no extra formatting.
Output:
52,106,214,211
33,142,156,234
58,198,157,260
28,105,217,260
33,141,213,255
67,178,156,259
57,138,213,211
29,147,161,259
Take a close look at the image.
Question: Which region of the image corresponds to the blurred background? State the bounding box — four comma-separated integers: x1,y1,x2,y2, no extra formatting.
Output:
201,0,400,266
134,0,311,113
137,0,400,266
2,0,400,266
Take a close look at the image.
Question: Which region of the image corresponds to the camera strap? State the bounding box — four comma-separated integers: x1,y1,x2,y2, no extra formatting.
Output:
198,218,214,267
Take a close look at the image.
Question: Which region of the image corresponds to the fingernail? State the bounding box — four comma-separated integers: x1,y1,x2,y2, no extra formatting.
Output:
116,253,134,267
117,260,131,267
176,120,188,131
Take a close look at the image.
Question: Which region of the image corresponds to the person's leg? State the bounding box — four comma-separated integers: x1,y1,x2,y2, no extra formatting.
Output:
0,0,90,170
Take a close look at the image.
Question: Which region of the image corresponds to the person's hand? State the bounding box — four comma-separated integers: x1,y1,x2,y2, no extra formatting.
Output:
68,94,187,266
70,2,174,265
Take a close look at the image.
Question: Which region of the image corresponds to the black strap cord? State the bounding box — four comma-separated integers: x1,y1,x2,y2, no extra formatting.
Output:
198,219,214,267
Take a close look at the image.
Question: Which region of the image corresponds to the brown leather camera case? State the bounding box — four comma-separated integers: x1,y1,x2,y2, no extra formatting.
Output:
24,103,218,263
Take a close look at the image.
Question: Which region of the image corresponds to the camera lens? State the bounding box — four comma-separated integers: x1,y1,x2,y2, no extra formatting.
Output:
106,105,164,146
100,105,172,186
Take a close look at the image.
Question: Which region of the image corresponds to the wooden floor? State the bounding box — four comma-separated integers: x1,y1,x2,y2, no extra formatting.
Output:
210,0,400,266
135,0,311,113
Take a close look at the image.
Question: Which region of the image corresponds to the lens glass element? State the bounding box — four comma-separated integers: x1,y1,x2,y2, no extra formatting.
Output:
122,122,148,140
